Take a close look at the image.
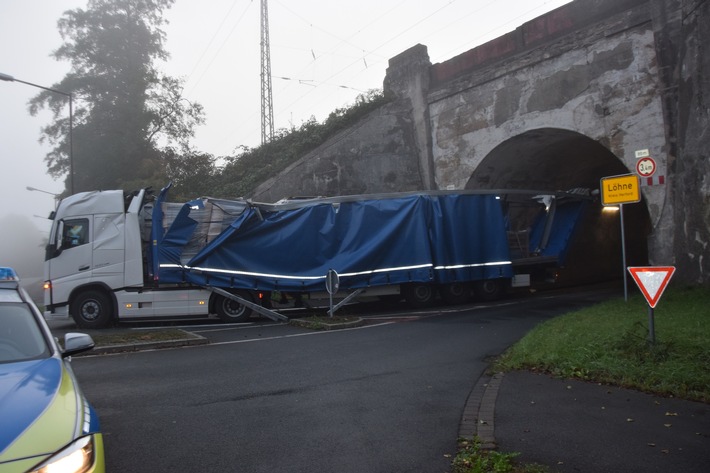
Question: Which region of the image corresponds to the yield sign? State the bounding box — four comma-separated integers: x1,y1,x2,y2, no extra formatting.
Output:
627,266,676,308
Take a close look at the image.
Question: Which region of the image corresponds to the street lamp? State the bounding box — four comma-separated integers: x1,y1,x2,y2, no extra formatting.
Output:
26,186,61,210
26,186,59,197
1,72,74,194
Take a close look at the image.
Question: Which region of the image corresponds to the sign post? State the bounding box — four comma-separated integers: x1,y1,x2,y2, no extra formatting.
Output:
325,269,340,317
601,174,641,301
627,266,675,344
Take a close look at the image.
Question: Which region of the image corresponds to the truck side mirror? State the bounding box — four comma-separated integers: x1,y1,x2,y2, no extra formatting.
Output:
45,242,59,260
53,220,65,257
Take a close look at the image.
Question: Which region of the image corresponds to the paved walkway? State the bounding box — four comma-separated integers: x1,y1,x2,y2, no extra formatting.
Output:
460,371,710,472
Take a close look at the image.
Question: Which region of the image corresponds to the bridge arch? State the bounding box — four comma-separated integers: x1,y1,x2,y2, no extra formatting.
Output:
466,128,651,283
467,128,625,190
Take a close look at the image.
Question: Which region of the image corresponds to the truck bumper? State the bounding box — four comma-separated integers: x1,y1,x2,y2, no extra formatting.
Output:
44,305,70,320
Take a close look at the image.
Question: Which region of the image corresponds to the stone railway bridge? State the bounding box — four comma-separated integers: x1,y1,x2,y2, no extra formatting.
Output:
252,0,709,286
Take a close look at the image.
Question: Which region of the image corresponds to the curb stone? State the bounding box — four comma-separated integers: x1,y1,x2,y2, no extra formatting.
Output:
289,317,365,330
459,372,504,450
73,316,364,356
79,330,209,355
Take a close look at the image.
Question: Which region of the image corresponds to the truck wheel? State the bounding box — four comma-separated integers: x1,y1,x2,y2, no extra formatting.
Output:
473,279,506,301
71,290,114,329
215,291,254,323
402,283,436,308
440,282,472,305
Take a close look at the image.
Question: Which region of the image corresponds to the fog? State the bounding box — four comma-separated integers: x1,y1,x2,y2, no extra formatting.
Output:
0,213,49,301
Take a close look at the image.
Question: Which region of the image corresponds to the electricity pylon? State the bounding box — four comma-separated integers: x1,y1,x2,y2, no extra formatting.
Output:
260,0,274,144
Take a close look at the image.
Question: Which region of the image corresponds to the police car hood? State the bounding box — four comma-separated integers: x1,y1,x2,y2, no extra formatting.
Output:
0,357,82,465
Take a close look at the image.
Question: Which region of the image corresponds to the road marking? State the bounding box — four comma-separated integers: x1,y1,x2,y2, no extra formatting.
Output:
189,322,285,334
205,321,397,347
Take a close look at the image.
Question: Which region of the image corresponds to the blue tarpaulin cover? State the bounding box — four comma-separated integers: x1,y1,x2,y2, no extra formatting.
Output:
529,199,588,265
154,191,514,291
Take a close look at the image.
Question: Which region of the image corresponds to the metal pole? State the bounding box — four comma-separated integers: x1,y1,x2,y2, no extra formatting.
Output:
326,269,339,317
620,204,628,301
68,94,74,194
0,73,74,194
647,305,655,345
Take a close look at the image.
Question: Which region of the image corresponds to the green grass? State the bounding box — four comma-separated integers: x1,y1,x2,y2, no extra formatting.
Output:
289,315,362,330
452,438,549,473
494,286,710,402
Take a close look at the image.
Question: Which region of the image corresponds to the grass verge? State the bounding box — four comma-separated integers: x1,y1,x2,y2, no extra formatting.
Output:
289,315,363,330
494,286,710,403
90,329,195,347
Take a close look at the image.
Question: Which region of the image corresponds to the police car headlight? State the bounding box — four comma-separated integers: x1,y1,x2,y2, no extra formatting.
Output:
30,435,97,473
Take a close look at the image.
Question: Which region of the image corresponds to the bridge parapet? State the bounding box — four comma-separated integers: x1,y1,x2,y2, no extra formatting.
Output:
430,0,647,86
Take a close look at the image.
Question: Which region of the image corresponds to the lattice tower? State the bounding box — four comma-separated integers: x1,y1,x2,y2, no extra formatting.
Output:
260,0,274,144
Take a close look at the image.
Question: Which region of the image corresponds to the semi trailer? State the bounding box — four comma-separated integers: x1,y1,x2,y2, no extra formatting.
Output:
43,183,590,328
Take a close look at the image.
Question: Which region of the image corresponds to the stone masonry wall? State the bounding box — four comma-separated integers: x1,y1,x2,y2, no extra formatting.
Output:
250,99,425,202
251,45,433,202
674,0,710,284
427,6,668,232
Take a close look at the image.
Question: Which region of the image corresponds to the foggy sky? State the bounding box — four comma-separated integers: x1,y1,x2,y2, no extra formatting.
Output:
0,0,571,291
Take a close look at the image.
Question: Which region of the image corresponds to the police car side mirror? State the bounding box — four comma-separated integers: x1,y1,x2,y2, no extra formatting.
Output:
62,333,96,358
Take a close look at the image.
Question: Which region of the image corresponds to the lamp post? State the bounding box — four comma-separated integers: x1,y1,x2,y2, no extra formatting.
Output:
26,186,61,210
26,186,59,197
1,72,74,194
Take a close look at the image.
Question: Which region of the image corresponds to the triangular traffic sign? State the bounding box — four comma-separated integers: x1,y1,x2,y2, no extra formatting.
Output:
627,266,675,308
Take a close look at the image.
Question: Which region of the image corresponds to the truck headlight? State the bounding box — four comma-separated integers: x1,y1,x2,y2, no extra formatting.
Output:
30,434,97,473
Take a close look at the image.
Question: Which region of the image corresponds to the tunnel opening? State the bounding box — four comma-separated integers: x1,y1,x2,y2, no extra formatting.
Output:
465,128,652,286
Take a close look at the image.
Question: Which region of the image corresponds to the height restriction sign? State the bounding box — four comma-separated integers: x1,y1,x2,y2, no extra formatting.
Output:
636,157,656,177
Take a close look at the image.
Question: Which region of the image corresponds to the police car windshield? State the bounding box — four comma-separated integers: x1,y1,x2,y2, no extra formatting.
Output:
0,303,50,363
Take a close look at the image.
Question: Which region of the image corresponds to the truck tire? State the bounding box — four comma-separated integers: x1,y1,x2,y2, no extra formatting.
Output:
402,283,436,308
440,282,472,305
215,291,254,323
473,279,506,301
71,290,114,329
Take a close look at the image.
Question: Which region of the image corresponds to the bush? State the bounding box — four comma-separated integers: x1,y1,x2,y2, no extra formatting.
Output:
214,89,388,198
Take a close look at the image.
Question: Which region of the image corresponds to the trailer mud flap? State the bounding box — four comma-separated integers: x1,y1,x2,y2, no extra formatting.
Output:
207,286,289,322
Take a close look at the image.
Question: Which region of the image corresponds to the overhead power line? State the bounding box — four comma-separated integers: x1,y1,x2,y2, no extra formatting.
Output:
183,0,254,97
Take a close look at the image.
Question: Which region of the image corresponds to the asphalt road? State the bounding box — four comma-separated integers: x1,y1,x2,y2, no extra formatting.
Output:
66,287,615,472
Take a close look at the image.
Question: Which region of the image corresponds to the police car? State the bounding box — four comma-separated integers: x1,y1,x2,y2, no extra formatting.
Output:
0,267,105,472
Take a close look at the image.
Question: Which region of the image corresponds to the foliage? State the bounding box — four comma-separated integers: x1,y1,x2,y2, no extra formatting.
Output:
495,286,710,402
452,438,548,473
214,89,388,198
29,0,204,194
161,148,218,201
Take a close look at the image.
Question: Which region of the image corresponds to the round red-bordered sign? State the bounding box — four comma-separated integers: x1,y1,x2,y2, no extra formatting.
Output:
636,157,656,177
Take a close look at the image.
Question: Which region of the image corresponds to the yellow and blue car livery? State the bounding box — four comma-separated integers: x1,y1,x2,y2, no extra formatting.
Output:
0,358,104,472
0,267,104,473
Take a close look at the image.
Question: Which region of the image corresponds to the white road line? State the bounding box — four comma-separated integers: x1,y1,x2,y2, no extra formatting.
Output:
204,321,398,347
